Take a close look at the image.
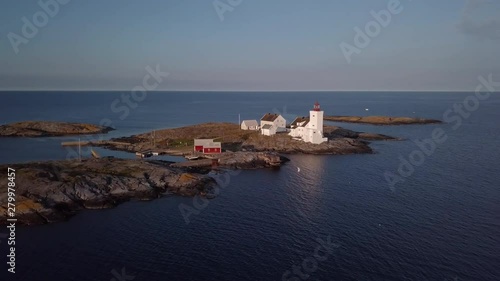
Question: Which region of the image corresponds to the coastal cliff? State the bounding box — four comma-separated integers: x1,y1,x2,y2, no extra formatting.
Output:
0,121,114,137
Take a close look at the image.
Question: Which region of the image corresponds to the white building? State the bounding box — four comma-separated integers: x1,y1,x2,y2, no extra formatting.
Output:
261,124,276,136
241,120,259,130
289,102,328,144
260,113,286,136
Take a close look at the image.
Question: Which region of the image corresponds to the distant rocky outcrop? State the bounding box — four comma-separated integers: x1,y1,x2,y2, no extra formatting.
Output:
324,116,441,125
323,126,400,141
0,121,114,137
0,158,215,225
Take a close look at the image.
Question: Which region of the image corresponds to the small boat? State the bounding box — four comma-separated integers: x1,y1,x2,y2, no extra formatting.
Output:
135,151,153,158
185,155,200,160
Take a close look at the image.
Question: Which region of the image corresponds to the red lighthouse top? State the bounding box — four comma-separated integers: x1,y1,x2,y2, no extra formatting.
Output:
313,101,321,111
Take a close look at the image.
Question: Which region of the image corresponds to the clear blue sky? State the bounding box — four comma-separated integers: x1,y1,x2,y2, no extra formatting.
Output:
0,0,499,91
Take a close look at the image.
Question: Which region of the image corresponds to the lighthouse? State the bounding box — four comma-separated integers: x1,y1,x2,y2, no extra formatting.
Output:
289,102,328,144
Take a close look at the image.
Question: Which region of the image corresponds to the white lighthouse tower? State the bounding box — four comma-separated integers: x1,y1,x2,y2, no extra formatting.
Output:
289,101,328,144
307,101,328,144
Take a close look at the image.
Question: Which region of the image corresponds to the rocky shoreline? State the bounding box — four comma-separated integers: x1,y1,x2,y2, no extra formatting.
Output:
0,121,114,137
0,158,216,225
0,152,287,225
172,151,288,173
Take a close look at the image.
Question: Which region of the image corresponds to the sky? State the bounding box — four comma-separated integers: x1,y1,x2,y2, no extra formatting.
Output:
0,0,499,91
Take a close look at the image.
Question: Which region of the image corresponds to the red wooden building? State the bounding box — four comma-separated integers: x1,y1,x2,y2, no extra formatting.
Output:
194,139,222,154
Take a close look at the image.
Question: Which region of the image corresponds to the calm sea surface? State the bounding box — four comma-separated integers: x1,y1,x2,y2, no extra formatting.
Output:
0,91,499,281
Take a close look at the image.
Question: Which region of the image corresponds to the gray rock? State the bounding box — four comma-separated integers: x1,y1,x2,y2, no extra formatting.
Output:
0,158,215,225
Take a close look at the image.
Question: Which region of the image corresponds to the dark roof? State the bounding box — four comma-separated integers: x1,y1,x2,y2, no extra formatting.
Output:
261,124,273,130
291,116,309,127
261,113,280,122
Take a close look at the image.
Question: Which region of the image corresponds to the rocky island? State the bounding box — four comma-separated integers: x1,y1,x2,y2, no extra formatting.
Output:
0,158,217,225
0,113,421,225
96,122,398,158
324,115,442,125
0,152,287,225
0,121,114,137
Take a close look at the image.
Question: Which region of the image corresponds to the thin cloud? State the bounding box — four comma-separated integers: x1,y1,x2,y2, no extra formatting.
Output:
456,0,500,40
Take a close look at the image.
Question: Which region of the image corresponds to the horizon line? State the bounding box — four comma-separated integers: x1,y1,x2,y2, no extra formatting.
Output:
1,89,497,93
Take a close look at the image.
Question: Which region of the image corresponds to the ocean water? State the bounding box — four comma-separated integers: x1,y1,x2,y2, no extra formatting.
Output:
0,91,499,281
